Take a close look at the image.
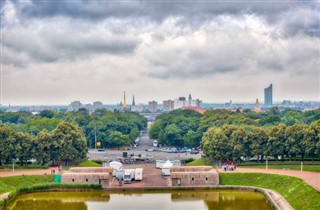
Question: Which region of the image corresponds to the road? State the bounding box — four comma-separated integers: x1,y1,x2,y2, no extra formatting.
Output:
87,132,201,161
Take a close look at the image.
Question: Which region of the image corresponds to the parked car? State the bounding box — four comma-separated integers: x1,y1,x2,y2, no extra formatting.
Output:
190,149,199,154
145,148,154,152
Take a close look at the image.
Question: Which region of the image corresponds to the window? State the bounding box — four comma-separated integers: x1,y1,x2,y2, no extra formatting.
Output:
191,177,194,181
206,177,208,181
86,178,88,182
72,179,74,182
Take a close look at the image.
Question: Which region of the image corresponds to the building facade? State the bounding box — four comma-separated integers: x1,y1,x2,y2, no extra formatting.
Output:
264,84,273,106
148,101,158,112
163,100,175,111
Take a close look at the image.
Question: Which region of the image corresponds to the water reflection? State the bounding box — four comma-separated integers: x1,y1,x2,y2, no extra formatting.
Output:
4,190,272,210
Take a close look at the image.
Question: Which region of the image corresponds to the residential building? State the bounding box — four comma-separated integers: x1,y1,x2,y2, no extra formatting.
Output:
163,100,175,111
148,101,158,112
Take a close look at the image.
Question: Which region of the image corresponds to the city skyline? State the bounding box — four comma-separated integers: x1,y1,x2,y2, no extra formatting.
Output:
1,1,319,105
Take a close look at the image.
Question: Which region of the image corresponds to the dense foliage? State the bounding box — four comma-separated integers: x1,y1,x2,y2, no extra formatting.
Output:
201,121,320,162
0,109,147,148
0,109,147,165
149,109,201,147
149,108,320,160
0,122,87,166
200,108,320,161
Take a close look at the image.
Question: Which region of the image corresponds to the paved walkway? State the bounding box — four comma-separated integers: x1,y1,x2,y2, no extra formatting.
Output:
0,167,59,177
219,167,320,191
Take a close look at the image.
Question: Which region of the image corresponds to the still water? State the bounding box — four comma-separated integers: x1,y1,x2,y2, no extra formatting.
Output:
4,190,273,210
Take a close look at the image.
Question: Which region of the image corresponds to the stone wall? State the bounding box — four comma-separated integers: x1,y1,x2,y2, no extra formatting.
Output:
170,166,219,187
62,167,113,188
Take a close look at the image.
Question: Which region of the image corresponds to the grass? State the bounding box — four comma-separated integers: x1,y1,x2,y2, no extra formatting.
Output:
77,160,101,167
239,164,320,172
220,173,320,210
0,175,101,207
0,175,53,195
186,157,214,166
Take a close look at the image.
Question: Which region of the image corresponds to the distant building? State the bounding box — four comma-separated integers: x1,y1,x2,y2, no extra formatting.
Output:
123,91,127,110
68,101,82,111
131,104,144,112
255,98,260,109
132,95,135,106
264,84,273,106
93,101,103,111
148,101,158,112
174,97,186,109
163,100,175,111
188,94,192,106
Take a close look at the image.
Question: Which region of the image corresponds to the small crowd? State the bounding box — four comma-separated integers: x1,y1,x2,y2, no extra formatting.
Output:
222,162,236,171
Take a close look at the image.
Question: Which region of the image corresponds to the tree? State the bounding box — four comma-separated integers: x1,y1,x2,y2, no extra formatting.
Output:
23,118,61,136
14,132,34,166
0,125,15,165
285,124,306,161
266,124,287,160
164,124,183,146
201,127,231,161
304,120,320,159
230,127,250,162
36,129,52,165
249,127,268,161
183,130,201,147
39,110,56,119
107,131,130,148
52,122,88,166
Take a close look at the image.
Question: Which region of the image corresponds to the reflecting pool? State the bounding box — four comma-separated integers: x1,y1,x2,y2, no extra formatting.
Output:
4,190,273,210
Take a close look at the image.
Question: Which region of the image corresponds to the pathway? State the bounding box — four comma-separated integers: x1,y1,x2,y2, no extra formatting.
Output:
0,167,59,177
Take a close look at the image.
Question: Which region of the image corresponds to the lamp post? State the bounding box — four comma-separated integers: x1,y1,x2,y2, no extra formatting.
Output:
94,124,97,150
266,158,268,170
12,159,15,172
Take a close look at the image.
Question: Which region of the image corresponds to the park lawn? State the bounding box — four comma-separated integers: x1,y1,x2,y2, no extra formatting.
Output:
77,160,101,167
186,157,214,166
220,173,320,210
239,164,320,172
0,175,53,194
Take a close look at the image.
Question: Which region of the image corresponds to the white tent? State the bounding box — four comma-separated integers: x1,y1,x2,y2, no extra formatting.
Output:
109,161,123,170
162,160,173,168
161,160,173,176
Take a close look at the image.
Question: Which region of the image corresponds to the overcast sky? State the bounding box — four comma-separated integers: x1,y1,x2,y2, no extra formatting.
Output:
1,0,319,105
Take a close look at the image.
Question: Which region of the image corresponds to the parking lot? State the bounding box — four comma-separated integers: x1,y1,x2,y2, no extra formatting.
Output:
87,132,201,162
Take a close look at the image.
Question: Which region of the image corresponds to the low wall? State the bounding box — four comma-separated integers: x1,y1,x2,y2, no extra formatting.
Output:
69,167,112,173
170,166,219,187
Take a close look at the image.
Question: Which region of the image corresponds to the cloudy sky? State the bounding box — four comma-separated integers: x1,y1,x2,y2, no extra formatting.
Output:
1,0,319,105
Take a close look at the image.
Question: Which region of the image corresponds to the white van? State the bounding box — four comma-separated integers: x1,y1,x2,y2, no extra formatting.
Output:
135,168,143,181
123,169,135,184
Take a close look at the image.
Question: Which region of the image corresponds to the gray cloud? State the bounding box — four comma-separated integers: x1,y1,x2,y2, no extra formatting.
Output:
3,0,318,36
1,0,319,105
2,26,140,65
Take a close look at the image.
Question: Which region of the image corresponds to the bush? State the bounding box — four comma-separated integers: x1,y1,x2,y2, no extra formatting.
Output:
181,158,195,164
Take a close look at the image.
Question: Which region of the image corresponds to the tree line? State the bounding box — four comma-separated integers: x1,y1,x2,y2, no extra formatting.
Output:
0,122,87,166
149,108,320,160
201,121,320,162
149,109,202,147
0,108,147,149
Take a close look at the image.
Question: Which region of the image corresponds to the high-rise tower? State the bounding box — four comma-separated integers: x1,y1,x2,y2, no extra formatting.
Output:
264,84,273,106
188,94,192,106
123,91,127,109
132,95,135,106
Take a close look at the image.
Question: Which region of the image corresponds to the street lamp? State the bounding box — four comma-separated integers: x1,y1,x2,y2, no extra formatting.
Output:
12,158,15,172
94,124,97,150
